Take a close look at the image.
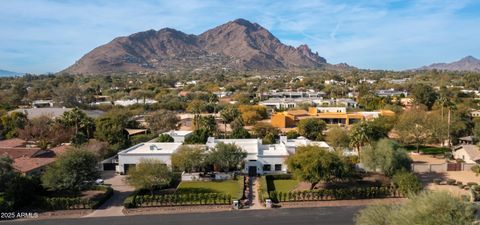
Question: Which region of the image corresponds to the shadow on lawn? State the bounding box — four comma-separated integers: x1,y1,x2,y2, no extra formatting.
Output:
416,171,448,187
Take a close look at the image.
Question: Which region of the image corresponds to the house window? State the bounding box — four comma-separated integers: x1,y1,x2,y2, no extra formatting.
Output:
263,164,272,171
275,164,282,171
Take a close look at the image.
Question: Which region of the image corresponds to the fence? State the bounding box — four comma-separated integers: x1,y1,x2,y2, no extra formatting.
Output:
412,163,477,173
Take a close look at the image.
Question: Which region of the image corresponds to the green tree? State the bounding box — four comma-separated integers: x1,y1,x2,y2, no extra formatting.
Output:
287,145,350,190
355,191,475,225
157,134,174,142
58,108,95,138
360,139,411,176
325,126,350,151
171,146,206,172
395,108,430,152
127,159,172,195
145,110,179,134
1,112,27,139
349,121,372,153
391,171,421,196
0,157,16,192
41,148,99,193
184,129,209,144
297,118,326,141
94,117,130,150
220,106,240,137
207,143,247,172
411,84,438,110
252,122,280,143
285,130,300,139
230,127,251,139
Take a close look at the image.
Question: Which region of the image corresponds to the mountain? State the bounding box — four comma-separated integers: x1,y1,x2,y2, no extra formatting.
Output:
0,69,23,77
63,19,328,74
417,56,480,72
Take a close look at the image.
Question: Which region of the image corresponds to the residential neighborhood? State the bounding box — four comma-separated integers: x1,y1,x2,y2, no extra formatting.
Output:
2,1,480,225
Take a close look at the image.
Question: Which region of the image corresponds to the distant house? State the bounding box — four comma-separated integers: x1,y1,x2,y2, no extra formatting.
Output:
453,145,480,164
376,89,408,97
32,100,54,108
0,139,69,175
163,130,193,143
114,99,158,106
471,109,480,118
270,107,394,128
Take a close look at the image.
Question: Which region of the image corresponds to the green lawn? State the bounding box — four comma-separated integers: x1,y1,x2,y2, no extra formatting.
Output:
272,179,299,192
176,178,243,198
403,145,450,155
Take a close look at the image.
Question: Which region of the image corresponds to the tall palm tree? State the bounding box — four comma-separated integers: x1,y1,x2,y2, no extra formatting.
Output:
220,106,240,138
349,121,371,155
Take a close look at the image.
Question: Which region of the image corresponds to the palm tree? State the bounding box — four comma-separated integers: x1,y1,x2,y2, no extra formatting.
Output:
436,95,455,147
349,121,371,155
220,106,240,138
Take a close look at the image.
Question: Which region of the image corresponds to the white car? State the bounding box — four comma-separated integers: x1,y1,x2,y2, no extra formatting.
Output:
95,179,104,185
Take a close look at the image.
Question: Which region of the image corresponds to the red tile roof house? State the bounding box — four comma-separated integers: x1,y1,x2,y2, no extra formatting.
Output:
0,139,70,175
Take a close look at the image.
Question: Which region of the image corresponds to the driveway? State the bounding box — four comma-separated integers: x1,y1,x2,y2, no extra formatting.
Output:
84,171,134,217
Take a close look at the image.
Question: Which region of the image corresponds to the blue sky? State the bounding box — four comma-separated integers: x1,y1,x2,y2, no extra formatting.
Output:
1,0,480,73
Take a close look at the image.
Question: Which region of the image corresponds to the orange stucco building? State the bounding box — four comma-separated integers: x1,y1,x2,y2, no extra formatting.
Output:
270,107,395,128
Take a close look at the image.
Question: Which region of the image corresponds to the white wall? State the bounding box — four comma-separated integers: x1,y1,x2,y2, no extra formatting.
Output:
453,149,476,164
117,154,172,173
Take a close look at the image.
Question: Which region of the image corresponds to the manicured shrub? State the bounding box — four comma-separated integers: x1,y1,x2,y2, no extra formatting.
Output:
392,171,422,195
457,181,463,186
433,178,442,184
446,179,456,185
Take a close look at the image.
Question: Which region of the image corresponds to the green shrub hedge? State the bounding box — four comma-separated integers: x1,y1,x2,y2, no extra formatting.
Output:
268,186,401,203
38,185,113,210
125,193,232,208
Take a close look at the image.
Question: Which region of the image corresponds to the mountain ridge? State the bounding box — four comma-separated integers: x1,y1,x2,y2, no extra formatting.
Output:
416,56,480,72
63,19,328,74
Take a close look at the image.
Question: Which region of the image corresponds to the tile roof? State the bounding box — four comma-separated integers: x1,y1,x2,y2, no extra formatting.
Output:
0,147,43,159
0,138,26,148
13,156,56,173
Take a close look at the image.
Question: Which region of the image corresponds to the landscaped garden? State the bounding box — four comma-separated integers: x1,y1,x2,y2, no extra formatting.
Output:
124,176,245,208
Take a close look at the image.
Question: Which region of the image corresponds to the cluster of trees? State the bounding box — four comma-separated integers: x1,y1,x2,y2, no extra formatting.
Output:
0,147,100,210
128,143,247,193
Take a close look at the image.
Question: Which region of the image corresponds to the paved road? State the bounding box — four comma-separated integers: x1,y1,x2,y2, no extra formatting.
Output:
84,171,134,217
8,206,362,225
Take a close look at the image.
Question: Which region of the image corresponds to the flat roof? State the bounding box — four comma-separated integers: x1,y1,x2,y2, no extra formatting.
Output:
119,142,182,155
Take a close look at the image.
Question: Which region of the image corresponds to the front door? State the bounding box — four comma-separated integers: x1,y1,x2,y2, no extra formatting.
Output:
248,166,257,177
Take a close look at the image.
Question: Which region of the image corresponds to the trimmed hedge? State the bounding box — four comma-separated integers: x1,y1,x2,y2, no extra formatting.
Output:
38,186,113,210
268,186,401,203
125,193,232,208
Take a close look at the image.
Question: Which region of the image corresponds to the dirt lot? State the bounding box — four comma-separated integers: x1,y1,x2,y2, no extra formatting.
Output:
410,154,449,164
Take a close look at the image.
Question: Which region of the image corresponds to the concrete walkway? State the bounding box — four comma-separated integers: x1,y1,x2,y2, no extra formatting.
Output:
84,171,134,217
249,177,265,210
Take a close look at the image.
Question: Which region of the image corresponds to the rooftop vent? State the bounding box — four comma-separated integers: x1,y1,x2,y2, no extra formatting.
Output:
150,145,161,151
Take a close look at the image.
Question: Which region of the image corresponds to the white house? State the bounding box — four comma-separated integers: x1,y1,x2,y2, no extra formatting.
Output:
114,136,334,175
116,142,182,174
453,145,480,164
205,136,332,175
163,130,193,143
